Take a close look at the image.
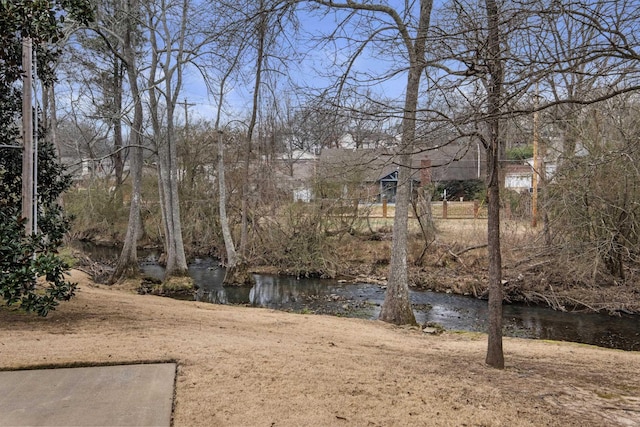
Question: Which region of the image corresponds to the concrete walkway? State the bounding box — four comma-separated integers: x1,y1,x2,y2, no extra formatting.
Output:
0,363,176,426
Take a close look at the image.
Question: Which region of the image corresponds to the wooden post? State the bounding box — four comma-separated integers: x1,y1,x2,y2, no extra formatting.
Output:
21,37,34,235
474,200,480,219
442,199,448,219
382,197,387,218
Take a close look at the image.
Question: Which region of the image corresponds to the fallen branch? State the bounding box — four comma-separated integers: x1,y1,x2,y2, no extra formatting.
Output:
526,291,566,311
548,285,565,312
508,257,553,270
447,249,468,268
454,243,487,257
561,296,601,313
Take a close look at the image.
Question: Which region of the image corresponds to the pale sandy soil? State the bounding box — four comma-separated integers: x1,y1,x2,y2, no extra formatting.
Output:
1,270,639,427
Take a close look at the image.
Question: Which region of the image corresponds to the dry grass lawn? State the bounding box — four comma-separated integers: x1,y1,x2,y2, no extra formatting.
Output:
1,270,639,426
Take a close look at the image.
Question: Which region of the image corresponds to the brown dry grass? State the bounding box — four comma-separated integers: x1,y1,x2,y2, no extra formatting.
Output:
1,270,639,426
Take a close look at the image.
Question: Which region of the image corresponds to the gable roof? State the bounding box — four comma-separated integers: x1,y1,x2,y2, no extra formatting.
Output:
317,142,482,184
317,148,424,183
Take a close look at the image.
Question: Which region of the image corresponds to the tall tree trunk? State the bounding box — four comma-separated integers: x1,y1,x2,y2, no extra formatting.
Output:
379,0,433,325
113,58,124,193
484,0,504,369
147,24,169,263
212,44,243,274
379,151,416,325
110,0,143,283
43,84,62,159
146,0,189,279
240,1,267,260
163,99,189,277
218,131,237,268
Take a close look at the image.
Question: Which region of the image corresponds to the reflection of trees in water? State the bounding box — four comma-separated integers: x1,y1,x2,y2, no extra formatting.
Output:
196,287,228,304
508,308,601,345
249,276,331,307
514,313,543,337
249,276,300,307
210,289,228,304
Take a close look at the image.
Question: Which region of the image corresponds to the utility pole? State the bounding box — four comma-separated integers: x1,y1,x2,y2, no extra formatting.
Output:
179,98,195,139
21,36,34,235
531,87,539,228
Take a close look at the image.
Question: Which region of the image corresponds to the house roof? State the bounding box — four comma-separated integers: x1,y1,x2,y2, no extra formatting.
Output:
318,148,419,183
318,143,480,183
421,141,482,181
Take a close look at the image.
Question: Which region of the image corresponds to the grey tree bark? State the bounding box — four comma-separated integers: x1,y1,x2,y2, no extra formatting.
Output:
112,58,124,193
211,40,244,274
217,130,238,268
308,0,434,326
145,0,191,279
379,0,433,325
239,0,267,261
484,0,505,369
110,0,144,283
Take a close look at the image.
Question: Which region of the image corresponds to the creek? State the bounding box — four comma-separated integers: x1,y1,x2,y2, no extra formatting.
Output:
75,243,640,351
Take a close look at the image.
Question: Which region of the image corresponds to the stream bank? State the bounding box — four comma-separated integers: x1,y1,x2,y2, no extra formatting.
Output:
70,243,640,351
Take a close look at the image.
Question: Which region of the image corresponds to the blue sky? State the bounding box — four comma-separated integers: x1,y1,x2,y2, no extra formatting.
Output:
178,1,421,124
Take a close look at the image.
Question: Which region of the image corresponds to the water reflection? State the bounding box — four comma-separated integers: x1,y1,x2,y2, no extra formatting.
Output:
201,288,229,304
73,243,639,351
251,277,295,306
502,304,640,350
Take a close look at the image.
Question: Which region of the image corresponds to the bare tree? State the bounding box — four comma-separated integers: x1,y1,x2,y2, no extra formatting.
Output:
61,0,128,192
238,0,269,262
306,0,434,325
144,0,199,279
428,0,640,366
233,0,298,266
481,0,505,369
428,0,533,368
342,89,395,149
205,20,245,278
287,100,348,152
110,0,145,282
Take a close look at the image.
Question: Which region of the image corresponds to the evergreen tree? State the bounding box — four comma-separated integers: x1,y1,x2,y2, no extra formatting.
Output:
0,0,93,316
0,139,75,316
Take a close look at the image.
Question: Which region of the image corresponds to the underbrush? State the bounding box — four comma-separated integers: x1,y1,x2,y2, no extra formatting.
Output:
64,181,129,242
251,203,343,278
66,181,640,314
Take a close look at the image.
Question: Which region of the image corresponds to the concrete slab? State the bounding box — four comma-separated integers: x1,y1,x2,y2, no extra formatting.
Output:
0,363,176,427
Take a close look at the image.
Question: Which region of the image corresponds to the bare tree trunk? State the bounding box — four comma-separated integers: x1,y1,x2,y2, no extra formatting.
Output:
145,0,189,279
212,55,241,273
147,25,169,264
156,160,170,261
379,0,433,325
218,131,237,268
484,0,504,369
379,152,416,325
240,1,267,260
163,100,189,277
110,0,143,283
113,59,124,193
43,84,62,159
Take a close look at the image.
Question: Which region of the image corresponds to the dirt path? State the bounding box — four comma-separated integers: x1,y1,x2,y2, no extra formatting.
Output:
1,270,639,426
